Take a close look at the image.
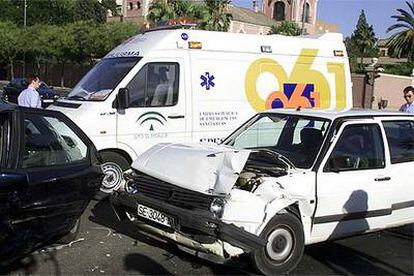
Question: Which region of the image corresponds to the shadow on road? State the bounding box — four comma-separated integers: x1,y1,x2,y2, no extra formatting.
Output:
88,199,177,250
0,256,38,275
305,241,411,275
89,199,253,275
0,250,63,276
124,253,173,275
89,200,413,275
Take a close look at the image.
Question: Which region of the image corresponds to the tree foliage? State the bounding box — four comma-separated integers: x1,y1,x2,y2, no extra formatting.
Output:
386,1,414,62
0,0,112,26
0,0,75,26
0,21,140,85
147,0,232,32
382,62,414,76
101,0,119,16
348,10,379,69
74,0,107,24
202,0,232,32
0,21,22,79
147,0,206,24
268,21,301,36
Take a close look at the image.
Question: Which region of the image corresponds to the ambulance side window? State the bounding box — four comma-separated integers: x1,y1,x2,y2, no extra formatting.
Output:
127,62,179,108
127,65,146,107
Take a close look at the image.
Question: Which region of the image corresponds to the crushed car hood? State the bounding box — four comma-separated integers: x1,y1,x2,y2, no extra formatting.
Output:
131,143,251,195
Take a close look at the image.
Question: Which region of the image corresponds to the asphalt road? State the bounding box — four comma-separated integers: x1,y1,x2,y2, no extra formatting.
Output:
3,200,414,276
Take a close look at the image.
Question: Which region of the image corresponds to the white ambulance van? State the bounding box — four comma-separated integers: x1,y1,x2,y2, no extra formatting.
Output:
49,26,353,195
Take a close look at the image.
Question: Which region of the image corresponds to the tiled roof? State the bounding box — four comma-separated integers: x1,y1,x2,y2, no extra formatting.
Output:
228,5,277,27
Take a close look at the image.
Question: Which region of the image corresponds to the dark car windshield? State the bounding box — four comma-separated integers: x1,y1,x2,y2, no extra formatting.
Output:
223,113,331,169
10,78,26,87
67,57,140,101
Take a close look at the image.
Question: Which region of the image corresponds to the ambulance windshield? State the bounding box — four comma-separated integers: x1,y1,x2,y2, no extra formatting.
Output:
67,57,140,101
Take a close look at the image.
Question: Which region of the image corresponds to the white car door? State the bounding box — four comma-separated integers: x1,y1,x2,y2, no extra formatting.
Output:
311,120,392,242
381,118,414,226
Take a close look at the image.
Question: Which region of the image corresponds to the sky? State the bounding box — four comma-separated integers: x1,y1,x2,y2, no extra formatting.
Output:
231,0,409,39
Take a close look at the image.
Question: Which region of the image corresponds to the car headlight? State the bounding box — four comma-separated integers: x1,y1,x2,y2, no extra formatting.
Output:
125,180,138,195
124,169,139,194
210,197,225,218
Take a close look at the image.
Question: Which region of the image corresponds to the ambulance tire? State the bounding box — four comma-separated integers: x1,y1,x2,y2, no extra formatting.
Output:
96,152,130,200
251,212,304,275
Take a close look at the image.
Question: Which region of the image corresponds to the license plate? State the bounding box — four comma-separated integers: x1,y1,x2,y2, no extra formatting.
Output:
42,99,54,103
137,204,172,228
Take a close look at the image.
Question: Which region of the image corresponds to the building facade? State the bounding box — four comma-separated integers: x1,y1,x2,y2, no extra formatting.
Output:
108,0,337,35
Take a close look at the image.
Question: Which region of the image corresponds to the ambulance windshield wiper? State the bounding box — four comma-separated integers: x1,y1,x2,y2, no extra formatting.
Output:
67,95,87,101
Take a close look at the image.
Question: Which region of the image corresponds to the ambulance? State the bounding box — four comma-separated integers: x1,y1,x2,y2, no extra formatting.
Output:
49,25,353,196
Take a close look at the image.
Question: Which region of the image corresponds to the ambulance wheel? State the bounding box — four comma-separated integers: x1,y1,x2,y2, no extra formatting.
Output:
97,152,130,199
251,212,304,275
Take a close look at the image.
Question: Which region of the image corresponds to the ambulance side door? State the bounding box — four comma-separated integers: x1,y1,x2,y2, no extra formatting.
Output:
115,55,189,155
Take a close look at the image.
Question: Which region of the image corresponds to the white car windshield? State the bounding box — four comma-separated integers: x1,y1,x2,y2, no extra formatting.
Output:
223,113,331,169
67,57,140,101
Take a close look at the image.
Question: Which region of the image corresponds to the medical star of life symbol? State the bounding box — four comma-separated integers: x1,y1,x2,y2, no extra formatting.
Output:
200,72,215,90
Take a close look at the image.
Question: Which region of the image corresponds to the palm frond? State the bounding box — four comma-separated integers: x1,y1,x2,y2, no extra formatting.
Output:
387,23,413,32
406,1,414,15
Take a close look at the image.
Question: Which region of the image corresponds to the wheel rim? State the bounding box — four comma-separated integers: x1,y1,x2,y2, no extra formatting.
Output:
266,227,294,262
101,162,124,192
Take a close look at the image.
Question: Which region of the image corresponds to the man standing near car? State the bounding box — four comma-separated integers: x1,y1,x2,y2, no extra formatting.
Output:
399,86,414,114
18,74,42,108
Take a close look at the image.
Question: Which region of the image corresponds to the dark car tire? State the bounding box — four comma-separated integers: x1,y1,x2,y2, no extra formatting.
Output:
251,212,304,275
96,151,130,200
57,218,81,244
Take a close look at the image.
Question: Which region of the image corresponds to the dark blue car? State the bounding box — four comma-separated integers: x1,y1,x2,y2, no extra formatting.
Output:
2,78,60,107
0,100,103,266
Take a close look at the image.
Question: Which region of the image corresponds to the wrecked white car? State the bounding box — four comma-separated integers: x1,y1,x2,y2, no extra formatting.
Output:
111,109,414,275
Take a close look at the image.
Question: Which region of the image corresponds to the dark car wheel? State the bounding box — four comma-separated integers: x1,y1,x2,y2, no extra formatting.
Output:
96,152,130,200
57,218,81,244
251,212,304,275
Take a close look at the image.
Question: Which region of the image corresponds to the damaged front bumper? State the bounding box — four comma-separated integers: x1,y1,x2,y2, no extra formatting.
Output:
110,192,266,257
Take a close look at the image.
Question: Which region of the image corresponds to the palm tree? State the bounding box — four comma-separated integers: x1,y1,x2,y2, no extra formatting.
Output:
147,0,175,23
147,0,205,24
268,21,301,36
201,0,232,32
386,1,414,61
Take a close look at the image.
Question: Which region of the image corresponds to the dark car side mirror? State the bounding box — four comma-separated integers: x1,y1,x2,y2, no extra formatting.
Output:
0,172,28,189
113,88,130,110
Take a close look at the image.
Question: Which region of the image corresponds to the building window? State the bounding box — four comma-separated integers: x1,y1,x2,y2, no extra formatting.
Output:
273,1,286,21
129,2,133,10
305,2,311,23
380,50,386,57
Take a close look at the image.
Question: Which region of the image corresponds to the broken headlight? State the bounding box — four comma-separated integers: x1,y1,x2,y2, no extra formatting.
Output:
210,197,225,218
124,169,139,194
125,180,138,194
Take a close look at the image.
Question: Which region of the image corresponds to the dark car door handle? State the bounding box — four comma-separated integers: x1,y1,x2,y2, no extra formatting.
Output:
168,115,185,119
375,177,391,182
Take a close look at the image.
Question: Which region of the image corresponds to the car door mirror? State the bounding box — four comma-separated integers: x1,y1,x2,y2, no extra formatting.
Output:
113,88,130,110
0,172,28,189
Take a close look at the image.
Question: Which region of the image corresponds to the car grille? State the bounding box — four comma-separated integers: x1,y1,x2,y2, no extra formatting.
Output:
133,172,215,211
